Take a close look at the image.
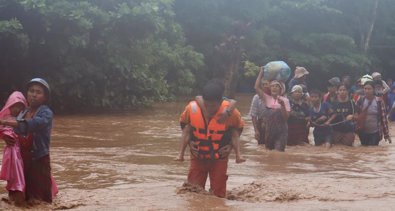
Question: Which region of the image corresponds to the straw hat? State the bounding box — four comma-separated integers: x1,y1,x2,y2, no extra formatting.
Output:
294,66,309,79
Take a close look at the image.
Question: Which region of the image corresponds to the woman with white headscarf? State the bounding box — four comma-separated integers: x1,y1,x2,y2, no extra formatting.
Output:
287,85,310,145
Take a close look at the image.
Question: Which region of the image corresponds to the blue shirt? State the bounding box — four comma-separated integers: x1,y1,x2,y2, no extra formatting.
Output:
15,105,53,160
309,102,332,134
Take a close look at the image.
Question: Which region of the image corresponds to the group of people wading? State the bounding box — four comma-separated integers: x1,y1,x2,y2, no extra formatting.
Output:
0,78,56,205
176,65,394,198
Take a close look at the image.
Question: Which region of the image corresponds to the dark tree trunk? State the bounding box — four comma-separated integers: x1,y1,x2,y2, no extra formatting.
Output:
217,21,250,98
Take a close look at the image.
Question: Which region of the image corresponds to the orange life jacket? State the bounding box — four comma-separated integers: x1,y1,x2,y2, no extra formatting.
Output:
188,100,230,160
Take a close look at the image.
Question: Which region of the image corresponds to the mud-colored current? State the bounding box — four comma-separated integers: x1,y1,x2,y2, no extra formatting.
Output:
1,94,395,210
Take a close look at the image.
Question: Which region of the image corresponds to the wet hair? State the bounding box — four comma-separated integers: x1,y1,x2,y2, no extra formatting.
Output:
310,89,322,97
202,79,224,102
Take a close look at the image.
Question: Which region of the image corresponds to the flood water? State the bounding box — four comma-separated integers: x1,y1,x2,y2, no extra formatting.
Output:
1,94,395,210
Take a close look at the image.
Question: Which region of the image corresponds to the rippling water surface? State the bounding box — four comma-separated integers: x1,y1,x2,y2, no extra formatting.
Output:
1,94,395,210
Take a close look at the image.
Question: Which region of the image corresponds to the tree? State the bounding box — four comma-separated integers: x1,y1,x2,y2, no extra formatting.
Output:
0,0,203,111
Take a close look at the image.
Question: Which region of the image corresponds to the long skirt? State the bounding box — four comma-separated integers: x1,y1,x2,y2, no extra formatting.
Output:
264,108,288,151
22,152,53,203
257,118,266,145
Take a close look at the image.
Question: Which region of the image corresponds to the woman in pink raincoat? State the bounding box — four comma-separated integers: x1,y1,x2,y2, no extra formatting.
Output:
0,91,27,204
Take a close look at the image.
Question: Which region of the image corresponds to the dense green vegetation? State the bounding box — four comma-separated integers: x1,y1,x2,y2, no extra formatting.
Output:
1,0,394,111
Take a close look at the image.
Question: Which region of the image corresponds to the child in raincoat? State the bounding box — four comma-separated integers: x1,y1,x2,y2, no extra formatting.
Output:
0,91,27,204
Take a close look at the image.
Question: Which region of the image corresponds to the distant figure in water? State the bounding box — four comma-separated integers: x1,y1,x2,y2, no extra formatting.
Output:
327,84,359,146
0,78,58,204
288,66,310,100
309,90,333,148
255,68,290,151
250,78,270,145
287,85,310,146
323,77,341,106
356,81,391,145
176,80,245,198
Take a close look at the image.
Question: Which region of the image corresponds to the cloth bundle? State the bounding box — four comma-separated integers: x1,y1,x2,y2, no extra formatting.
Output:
263,61,291,82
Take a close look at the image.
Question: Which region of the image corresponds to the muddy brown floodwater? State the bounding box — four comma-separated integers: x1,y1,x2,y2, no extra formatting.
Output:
1,94,395,210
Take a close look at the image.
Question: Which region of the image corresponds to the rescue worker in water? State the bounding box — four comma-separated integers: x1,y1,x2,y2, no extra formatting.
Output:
176,80,245,198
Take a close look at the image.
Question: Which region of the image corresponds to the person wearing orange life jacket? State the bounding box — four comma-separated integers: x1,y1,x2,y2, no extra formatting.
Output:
176,80,245,198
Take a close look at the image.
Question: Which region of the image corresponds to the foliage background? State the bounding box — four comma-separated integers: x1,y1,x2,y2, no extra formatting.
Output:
1,0,394,111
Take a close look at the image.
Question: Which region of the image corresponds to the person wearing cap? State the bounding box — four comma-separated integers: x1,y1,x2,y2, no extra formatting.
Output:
0,78,57,203
287,85,310,146
255,69,291,151
288,66,309,97
323,77,341,105
354,75,373,102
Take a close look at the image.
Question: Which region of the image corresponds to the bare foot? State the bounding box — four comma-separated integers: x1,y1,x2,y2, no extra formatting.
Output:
236,157,246,163
174,156,184,162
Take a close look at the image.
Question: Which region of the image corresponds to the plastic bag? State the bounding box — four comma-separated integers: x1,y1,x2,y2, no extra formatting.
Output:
263,61,291,82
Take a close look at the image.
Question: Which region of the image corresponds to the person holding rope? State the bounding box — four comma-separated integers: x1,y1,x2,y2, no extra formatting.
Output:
326,84,359,146
309,90,333,147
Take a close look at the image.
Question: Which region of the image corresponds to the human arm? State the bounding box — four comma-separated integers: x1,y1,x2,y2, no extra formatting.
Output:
249,95,260,140
324,102,337,125
220,109,245,162
348,100,359,121
10,107,53,135
325,113,337,126
277,98,290,120
195,96,206,115
379,99,391,143
0,135,16,146
0,119,19,128
175,125,191,162
0,120,19,146
231,129,246,163
382,80,390,94
322,104,334,125
254,67,265,98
